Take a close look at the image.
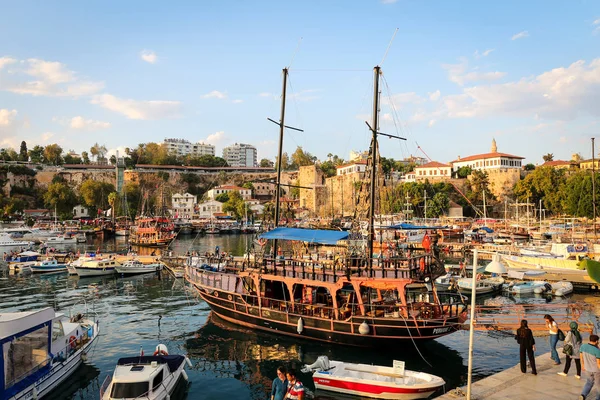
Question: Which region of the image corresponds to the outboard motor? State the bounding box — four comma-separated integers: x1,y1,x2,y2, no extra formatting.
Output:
544,283,552,292
302,356,330,373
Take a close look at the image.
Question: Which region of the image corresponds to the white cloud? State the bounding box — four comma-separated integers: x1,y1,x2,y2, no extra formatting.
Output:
443,59,506,86
0,109,17,126
428,90,441,101
259,92,273,97
289,89,320,102
559,136,567,143
91,94,182,120
474,49,495,59
0,57,104,98
69,116,111,130
511,31,529,40
381,113,393,121
594,19,600,34
0,57,16,70
41,132,55,142
204,131,228,147
202,90,227,99
428,119,436,127
140,50,158,64
107,146,128,158
232,99,243,104
381,0,398,3
437,58,600,121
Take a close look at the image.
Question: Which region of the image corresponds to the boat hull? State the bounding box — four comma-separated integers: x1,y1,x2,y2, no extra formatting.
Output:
191,284,461,346
31,264,67,273
115,264,162,275
75,266,116,277
314,376,440,399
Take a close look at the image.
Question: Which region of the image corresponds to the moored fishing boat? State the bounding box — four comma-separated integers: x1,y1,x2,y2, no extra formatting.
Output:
0,307,99,400
130,217,176,247
457,276,504,295
75,258,119,277
115,259,163,275
302,356,445,399
100,344,191,400
30,257,68,273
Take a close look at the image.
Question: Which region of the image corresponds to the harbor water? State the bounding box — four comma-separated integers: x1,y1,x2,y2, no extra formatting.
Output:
1,235,598,399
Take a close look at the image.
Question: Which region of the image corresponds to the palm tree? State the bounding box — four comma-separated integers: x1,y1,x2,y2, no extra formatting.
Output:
542,153,554,162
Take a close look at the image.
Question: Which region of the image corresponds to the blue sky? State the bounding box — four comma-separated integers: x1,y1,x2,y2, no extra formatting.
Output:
1,0,599,165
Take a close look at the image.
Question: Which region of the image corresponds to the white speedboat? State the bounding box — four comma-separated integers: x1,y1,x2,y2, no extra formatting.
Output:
533,281,573,296
75,259,119,277
506,280,547,294
302,356,444,399
0,233,32,249
0,307,99,400
76,233,87,243
115,260,163,276
30,258,68,273
457,276,504,295
100,344,191,400
44,234,77,245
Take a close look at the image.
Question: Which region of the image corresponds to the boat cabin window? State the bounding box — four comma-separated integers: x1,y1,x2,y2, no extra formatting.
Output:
52,320,64,341
3,324,49,388
152,370,164,390
111,382,149,398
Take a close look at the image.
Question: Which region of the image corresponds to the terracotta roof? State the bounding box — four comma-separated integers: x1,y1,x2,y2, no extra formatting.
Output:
214,185,248,191
63,164,115,169
336,160,368,169
415,161,451,169
451,152,524,163
542,160,571,167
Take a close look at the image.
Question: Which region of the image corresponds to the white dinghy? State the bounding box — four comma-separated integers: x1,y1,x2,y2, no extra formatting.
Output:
302,356,445,399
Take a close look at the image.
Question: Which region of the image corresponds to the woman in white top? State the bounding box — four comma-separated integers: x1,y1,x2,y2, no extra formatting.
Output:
544,314,561,365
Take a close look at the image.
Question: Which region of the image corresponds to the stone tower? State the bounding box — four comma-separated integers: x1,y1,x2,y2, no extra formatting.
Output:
491,138,497,153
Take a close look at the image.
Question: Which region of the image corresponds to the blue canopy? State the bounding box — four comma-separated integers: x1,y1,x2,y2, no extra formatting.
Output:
259,227,348,245
475,226,494,233
387,223,445,230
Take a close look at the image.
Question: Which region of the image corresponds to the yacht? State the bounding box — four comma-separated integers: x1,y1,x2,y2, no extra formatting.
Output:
0,307,99,400
0,233,32,249
100,344,190,400
115,260,163,276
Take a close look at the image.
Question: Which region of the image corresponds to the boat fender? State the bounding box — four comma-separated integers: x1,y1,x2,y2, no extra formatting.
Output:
359,321,370,335
555,289,565,297
185,357,193,368
153,344,169,356
32,386,38,400
181,369,188,382
166,395,170,400
297,317,304,334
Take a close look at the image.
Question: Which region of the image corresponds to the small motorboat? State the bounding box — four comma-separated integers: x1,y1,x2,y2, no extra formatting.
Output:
457,276,504,295
100,344,191,400
533,281,573,296
30,257,68,273
507,280,547,294
302,356,445,399
115,260,163,276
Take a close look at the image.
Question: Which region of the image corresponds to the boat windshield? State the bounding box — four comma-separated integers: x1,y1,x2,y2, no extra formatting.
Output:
111,382,149,398
4,324,49,388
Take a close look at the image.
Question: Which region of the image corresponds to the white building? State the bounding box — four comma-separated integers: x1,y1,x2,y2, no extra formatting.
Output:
400,171,416,183
451,139,524,172
72,204,90,219
222,143,257,167
336,160,367,176
206,185,252,200
414,161,452,181
171,193,197,218
164,138,215,158
196,200,223,219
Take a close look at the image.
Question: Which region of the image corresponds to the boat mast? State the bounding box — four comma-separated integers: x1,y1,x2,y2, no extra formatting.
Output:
593,137,596,238
368,66,381,269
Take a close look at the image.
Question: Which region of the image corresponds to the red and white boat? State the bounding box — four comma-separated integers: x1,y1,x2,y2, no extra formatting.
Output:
303,356,445,399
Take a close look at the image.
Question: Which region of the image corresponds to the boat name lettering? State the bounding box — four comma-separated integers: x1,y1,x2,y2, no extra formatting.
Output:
433,327,451,334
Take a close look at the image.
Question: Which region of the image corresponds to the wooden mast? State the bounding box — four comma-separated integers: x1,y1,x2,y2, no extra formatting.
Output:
368,66,381,270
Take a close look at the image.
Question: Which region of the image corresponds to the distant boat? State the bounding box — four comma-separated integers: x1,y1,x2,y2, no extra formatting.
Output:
44,234,77,245
75,259,119,277
30,258,68,273
116,259,163,276
457,276,504,295
0,232,32,249
302,356,445,399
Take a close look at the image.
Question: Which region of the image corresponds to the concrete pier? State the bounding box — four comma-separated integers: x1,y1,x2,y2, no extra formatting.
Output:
436,352,585,399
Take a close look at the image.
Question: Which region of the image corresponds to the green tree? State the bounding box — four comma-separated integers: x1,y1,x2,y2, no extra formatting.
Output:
543,153,554,162
19,141,28,162
28,145,44,163
426,192,450,218
90,143,99,162
81,151,90,164
79,179,115,213
222,190,247,219
43,182,78,216
43,144,63,165
319,161,337,177
63,153,82,164
514,166,565,215
259,158,274,168
275,152,290,171
560,171,600,218
290,146,316,169
215,193,229,203
524,163,535,171
110,155,117,165
455,166,472,179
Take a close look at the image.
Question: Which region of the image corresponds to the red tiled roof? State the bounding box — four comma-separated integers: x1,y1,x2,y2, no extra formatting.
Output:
542,160,571,167
416,161,450,169
63,164,115,169
451,152,524,163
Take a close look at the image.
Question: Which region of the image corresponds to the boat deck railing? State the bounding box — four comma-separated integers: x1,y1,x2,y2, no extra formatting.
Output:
187,266,466,321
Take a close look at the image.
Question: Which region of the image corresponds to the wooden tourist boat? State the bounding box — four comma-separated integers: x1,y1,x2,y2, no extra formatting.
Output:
302,356,445,399
129,217,176,247
185,66,466,346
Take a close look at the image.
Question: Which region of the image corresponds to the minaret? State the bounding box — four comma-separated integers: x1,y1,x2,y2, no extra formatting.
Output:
491,138,497,153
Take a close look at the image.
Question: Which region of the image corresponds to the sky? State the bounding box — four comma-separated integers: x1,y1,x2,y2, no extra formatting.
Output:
0,0,599,165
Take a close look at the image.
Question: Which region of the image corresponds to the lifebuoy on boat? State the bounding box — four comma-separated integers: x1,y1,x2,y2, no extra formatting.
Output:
153,348,169,356
69,335,77,349
575,243,584,251
476,273,482,281
257,238,267,247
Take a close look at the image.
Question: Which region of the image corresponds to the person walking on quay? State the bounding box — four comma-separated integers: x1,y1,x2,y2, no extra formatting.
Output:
558,321,583,379
285,368,304,400
271,366,288,400
516,319,537,375
544,314,561,365
579,334,600,400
